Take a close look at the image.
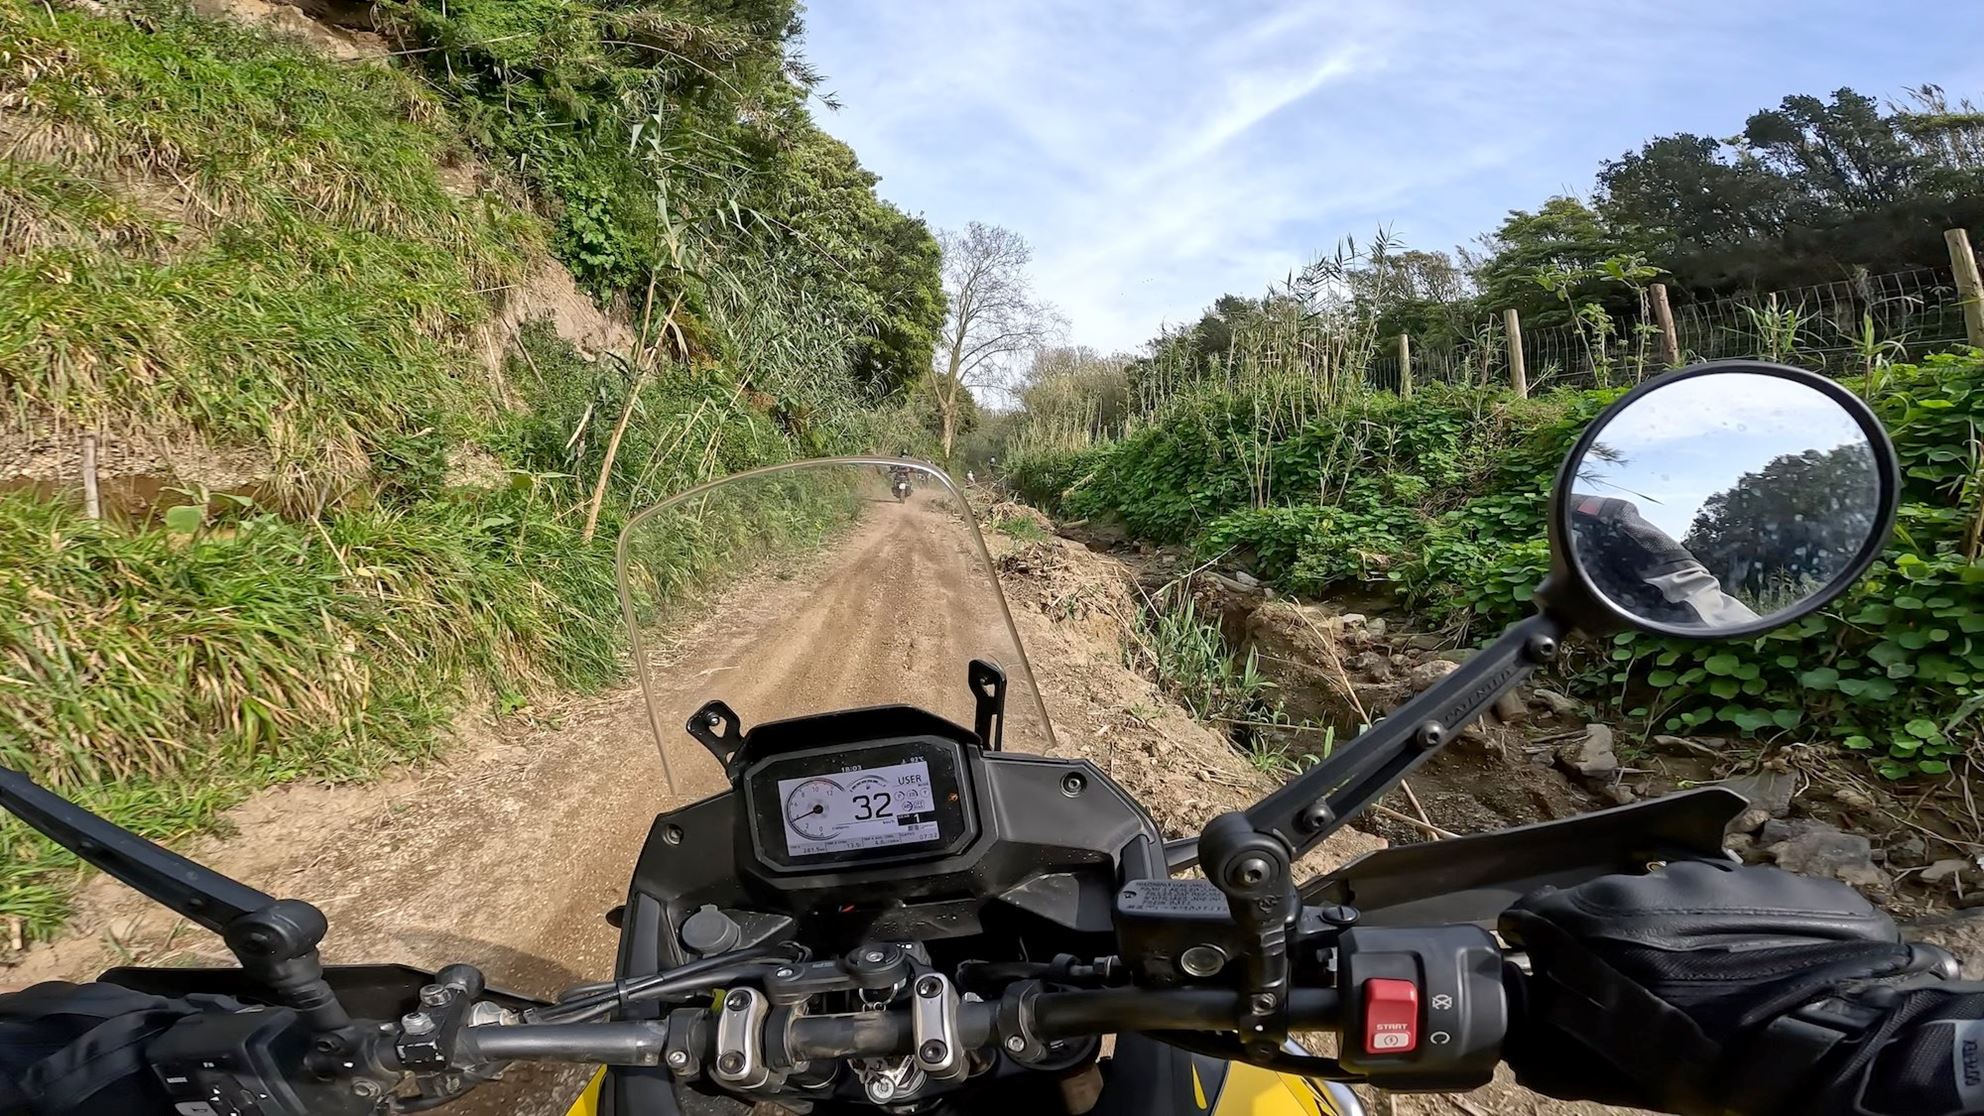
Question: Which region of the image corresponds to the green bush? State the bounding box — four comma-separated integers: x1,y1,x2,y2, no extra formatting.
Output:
1015,352,1984,779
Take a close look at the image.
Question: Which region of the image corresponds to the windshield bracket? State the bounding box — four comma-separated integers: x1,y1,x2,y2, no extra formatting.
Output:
968,659,1007,750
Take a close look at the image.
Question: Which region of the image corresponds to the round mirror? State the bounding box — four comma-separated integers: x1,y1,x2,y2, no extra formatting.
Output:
1556,362,1897,637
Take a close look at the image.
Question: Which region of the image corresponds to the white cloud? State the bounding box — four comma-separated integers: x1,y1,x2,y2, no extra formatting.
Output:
802,0,1984,353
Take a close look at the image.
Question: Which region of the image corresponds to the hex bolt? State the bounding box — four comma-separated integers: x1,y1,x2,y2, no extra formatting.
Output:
704,711,724,728
717,1052,746,1076
1060,772,1086,797
919,1040,949,1063
666,1051,689,1070
863,949,886,964
916,976,943,998
400,1012,435,1036
352,1080,382,1099
419,984,451,1008
775,966,798,979
1526,632,1559,661
1296,799,1334,833
725,991,751,1012
1249,992,1278,1014
1005,1035,1027,1053
1415,721,1446,750
868,1078,896,1101
1232,855,1272,888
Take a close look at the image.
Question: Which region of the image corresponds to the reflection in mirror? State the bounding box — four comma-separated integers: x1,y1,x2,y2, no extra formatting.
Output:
1567,371,1881,631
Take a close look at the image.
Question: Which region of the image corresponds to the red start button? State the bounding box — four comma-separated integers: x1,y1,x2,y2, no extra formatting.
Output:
1363,977,1419,1055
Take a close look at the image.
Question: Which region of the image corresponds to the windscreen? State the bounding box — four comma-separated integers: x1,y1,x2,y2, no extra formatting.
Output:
615,459,1052,791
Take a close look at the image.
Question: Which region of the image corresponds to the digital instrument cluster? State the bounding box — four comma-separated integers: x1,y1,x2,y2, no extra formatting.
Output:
743,737,977,872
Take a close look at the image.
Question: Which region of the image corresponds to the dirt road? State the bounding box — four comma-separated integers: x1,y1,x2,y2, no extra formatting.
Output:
3,489,1366,1112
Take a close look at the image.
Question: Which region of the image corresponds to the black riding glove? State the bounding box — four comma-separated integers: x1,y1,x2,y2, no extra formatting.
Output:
0,982,234,1115
1501,860,1984,1116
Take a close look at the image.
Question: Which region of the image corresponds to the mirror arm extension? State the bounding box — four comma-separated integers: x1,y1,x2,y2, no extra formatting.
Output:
1232,610,1567,863
0,767,351,1034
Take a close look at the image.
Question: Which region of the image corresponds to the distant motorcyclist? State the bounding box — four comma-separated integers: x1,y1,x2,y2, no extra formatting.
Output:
1569,494,1759,627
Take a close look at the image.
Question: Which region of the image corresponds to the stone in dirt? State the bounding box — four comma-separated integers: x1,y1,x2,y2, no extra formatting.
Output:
1530,688,1580,717
1557,724,1618,778
1491,691,1527,725
1922,859,1971,886
1364,618,1387,637
1889,835,1930,869
1765,823,1890,891
1722,769,1798,818
1406,658,1460,692
1405,633,1444,651
1727,806,1771,836
1229,569,1260,588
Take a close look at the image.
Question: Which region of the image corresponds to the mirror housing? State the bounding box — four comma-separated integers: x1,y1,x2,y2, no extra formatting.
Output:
1537,360,1900,640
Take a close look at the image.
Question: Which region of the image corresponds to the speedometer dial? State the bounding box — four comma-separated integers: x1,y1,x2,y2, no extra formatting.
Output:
783,778,844,841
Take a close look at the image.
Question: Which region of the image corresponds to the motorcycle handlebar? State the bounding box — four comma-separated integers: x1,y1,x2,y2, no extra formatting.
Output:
440,986,1346,1068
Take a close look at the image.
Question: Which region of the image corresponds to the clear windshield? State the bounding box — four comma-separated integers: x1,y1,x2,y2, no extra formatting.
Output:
615,459,1054,792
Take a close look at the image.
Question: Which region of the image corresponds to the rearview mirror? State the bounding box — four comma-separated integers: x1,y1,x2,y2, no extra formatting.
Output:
1541,361,1898,639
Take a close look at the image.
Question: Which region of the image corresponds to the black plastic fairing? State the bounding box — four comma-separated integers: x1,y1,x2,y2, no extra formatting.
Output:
1302,788,1745,926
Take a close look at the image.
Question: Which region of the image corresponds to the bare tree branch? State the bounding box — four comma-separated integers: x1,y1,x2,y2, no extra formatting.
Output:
927,222,1063,458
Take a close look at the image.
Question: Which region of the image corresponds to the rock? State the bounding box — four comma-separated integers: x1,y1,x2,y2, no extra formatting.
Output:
1530,689,1580,717
1759,817,1830,846
1230,569,1260,588
1557,724,1619,778
1346,651,1391,682
1491,691,1528,725
1435,648,1479,665
1364,618,1388,637
1724,833,1756,859
1651,734,1719,759
1888,835,1930,869
1605,784,1638,805
1722,769,1798,818
1406,659,1460,692
1766,824,1891,891
1922,859,1971,885
1239,602,1374,730
1832,786,1875,812
1726,807,1771,836
1338,613,1367,627
1405,634,1444,652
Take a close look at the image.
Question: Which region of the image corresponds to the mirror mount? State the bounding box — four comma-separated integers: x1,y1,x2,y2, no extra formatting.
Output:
1218,609,1568,867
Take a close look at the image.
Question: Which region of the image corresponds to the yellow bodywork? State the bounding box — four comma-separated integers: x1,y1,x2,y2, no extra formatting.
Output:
567,1062,1342,1116
564,1067,605,1115
1201,1063,1341,1116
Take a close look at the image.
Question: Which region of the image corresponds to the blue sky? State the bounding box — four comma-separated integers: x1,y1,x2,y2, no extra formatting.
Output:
801,1,1984,353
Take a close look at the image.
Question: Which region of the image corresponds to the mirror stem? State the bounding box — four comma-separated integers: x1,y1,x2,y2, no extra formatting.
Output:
1233,611,1567,863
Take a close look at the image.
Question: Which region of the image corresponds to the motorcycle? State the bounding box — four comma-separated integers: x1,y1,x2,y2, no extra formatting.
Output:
0,361,1902,1116
894,476,912,502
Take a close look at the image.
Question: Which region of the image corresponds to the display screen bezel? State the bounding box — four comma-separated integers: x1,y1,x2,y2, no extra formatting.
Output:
743,736,976,873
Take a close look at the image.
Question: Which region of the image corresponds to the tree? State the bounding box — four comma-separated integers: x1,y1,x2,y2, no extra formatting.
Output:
1682,442,1881,607
927,223,1059,459
1471,197,1639,328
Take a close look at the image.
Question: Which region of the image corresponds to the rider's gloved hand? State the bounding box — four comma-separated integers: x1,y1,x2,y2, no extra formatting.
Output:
0,981,215,1115
1500,860,1984,1116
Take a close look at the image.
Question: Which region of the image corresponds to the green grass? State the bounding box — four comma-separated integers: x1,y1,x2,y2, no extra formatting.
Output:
0,0,538,509
992,512,1049,542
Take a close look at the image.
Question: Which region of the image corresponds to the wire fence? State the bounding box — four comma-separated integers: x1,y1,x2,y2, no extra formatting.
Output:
1364,265,1974,395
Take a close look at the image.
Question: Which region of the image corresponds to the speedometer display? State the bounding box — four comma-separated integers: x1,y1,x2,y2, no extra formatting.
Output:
776,760,940,855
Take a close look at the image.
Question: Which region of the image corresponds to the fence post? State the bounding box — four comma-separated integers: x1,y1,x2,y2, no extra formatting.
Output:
1649,282,1681,368
1396,334,1412,399
80,433,101,521
1503,309,1528,398
1948,228,1984,350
